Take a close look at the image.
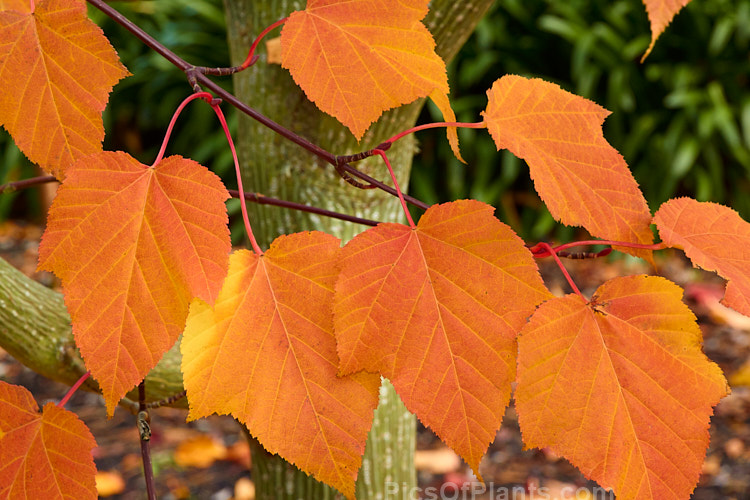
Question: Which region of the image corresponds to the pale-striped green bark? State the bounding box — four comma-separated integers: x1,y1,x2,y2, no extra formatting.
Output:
222,1,494,498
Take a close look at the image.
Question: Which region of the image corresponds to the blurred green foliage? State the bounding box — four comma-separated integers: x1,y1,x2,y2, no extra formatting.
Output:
1,0,749,245
411,0,750,240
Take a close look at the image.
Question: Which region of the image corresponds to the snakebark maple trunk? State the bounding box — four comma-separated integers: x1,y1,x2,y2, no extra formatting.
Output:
222,0,493,498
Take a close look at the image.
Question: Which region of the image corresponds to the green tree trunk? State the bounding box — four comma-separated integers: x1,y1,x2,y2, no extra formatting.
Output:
222,1,494,498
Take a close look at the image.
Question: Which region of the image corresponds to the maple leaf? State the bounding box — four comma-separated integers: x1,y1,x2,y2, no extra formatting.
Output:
181,232,380,500
280,0,449,140
0,0,129,179
654,197,750,318
515,275,728,500
482,75,653,259
641,0,691,60
0,381,97,500
38,151,230,416
333,199,552,474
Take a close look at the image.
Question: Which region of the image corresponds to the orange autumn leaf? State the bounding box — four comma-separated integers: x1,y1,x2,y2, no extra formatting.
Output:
173,435,227,469
0,381,97,500
654,197,750,318
0,0,27,12
94,471,125,497
38,152,230,416
429,89,464,163
482,75,653,258
641,0,691,60
515,275,728,500
280,0,448,140
334,200,552,474
0,0,129,179
181,233,380,500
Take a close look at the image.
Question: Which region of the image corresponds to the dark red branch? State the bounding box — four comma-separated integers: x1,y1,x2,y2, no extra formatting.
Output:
85,0,428,209
138,382,157,500
229,190,379,227
0,176,380,227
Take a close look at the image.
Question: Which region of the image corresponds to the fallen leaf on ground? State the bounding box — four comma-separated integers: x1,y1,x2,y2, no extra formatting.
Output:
173,434,227,468
95,470,126,497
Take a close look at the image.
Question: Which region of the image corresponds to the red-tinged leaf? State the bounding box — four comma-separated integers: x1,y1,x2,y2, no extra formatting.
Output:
181,233,380,500
0,381,97,500
334,200,552,474
641,0,691,60
654,197,750,318
280,0,448,140
481,75,653,259
516,275,728,500
38,151,230,416
0,0,129,179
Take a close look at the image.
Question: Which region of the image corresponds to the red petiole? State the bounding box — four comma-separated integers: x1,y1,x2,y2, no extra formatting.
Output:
373,149,415,228
151,92,214,167
58,371,90,408
152,91,262,255
529,240,668,258
535,242,585,301
384,121,486,146
240,17,289,70
208,101,263,255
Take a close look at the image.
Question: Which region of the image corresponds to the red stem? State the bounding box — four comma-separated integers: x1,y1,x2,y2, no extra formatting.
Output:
385,121,486,146
57,371,90,408
240,17,288,70
151,92,213,167
535,242,585,301
530,240,668,258
374,149,415,228
209,101,263,255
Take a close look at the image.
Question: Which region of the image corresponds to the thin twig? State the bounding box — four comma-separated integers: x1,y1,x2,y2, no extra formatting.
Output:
0,175,57,194
138,382,157,500
146,390,187,409
0,175,379,227
228,190,379,227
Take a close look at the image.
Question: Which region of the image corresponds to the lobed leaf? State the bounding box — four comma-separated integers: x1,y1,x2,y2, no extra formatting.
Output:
0,0,129,179
181,233,380,500
38,152,230,416
334,199,551,474
516,275,728,500
280,0,448,140
641,0,691,60
654,197,750,317
482,75,653,259
0,381,97,500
